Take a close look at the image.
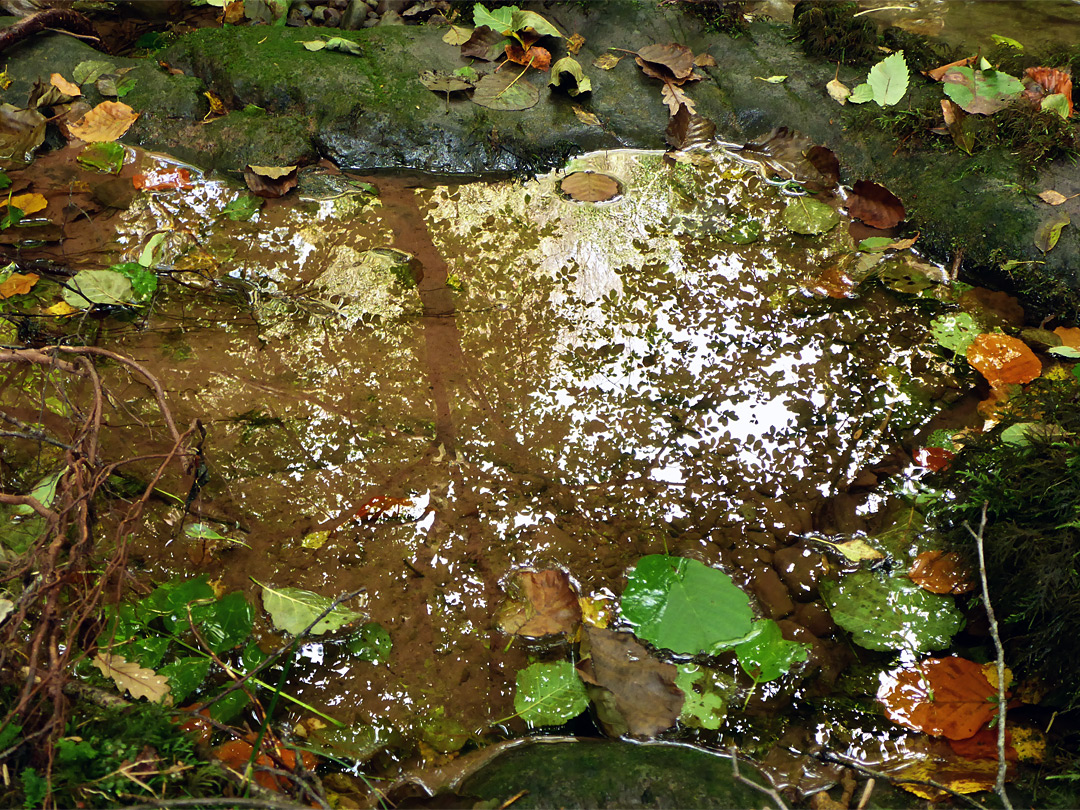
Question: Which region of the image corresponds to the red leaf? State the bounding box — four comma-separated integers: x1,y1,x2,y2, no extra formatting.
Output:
846,180,905,229
133,168,193,191
914,446,955,472
505,42,552,72
1023,67,1073,116
878,657,1003,740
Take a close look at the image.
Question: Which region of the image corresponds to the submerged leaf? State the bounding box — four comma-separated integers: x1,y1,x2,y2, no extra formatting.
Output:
94,653,171,703
63,269,134,307
966,333,1041,386
495,569,582,637
258,580,364,635
734,619,809,683
514,660,588,726
560,171,620,202
781,198,840,235
908,551,975,595
847,179,905,229
77,141,125,174
878,657,1001,739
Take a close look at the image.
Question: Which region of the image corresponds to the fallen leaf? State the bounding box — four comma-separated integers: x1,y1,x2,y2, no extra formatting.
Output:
258,580,364,635
549,57,591,96
660,81,695,116
635,43,697,83
782,197,840,235
914,446,956,472
8,193,47,215
0,103,46,165
224,0,244,24
50,73,80,97
737,128,836,189
571,105,601,126
133,167,193,191
471,72,540,111
927,55,976,82
1034,213,1069,253
1054,326,1080,348
560,171,620,202
897,755,1013,801
1023,66,1073,117
506,42,551,71
909,550,975,595
495,569,582,637
948,727,1017,762
755,75,787,83
44,300,78,316
941,98,975,154
878,657,1003,739
0,272,38,299
442,24,473,45
966,333,1042,385
578,627,683,738
514,660,589,726
812,536,884,562
846,180,905,229
244,164,299,198
93,653,171,704
66,101,139,143
566,32,585,54
942,65,1023,115
665,105,716,150
694,53,717,67
461,25,509,62
203,90,227,118
593,53,622,70
419,70,474,95
1038,189,1071,205
826,78,851,104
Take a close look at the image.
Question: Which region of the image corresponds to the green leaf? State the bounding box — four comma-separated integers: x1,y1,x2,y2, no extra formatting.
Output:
1035,214,1069,253
0,171,10,189
346,622,392,663
184,522,228,541
239,641,268,673
864,51,908,106
223,194,262,221
12,470,62,515
549,57,591,96
62,269,134,307
473,2,514,32
189,591,253,653
820,569,963,651
991,34,1023,50
513,660,588,726
719,216,762,244
1,206,24,230
257,580,364,635
733,619,808,683
76,142,125,174
848,82,874,104
472,72,540,111
208,688,250,722
943,66,1023,114
159,656,211,704
323,36,363,56
139,232,166,268
858,236,894,252
1042,93,1070,120
120,635,170,669
511,8,561,37
675,664,733,730
139,576,216,625
454,65,480,82
1049,345,1080,359
781,198,840,235
0,514,44,555
621,555,755,655
72,59,115,85
109,262,158,301
930,311,981,354
302,39,327,51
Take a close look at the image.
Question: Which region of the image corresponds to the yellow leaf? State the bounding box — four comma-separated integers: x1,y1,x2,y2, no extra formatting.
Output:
981,662,1013,691
1038,189,1074,205
50,72,81,96
93,653,171,704
247,164,298,179
827,78,852,104
571,105,601,127
593,54,622,70
44,300,77,316
566,33,586,55
9,193,47,215
203,90,226,116
0,272,38,299
301,530,329,549
1011,727,1046,763
67,101,139,143
441,25,472,45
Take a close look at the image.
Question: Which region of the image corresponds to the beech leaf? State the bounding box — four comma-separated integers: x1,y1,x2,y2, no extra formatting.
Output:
549,57,591,96
966,333,1041,386
258,580,364,635
559,171,620,202
849,51,908,106
877,657,1001,739
471,72,539,111
66,101,139,143
63,269,134,308
781,198,840,235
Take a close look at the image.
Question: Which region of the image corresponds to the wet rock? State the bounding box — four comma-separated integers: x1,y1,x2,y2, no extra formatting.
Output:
341,0,368,29
748,565,794,620
745,529,778,551
773,544,829,600
757,498,805,539
792,600,835,638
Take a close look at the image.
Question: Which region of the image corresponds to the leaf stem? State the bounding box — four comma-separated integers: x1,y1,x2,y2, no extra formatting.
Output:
496,57,534,99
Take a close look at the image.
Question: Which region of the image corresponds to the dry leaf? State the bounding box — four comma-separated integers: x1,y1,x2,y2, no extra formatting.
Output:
1023,66,1073,117
505,42,552,71
67,101,139,143
846,179,906,229
572,105,601,126
665,105,716,150
224,0,244,24
827,78,851,104
8,193,47,215
93,653,171,704
694,53,717,67
966,333,1041,386
50,73,80,97
442,24,473,45
44,300,78,316
1038,189,1071,205
914,446,955,472
244,164,299,198
878,656,1002,739
593,53,622,70
495,569,582,637
203,91,227,117
0,272,38,299
1054,326,1080,348
460,25,508,62
660,82,695,116
909,550,975,595
560,171,620,202
566,32,585,55
635,43,697,82
927,56,977,82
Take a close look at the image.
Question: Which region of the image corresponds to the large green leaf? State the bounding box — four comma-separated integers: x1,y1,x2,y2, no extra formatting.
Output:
258,580,364,635
62,269,133,307
733,619,808,683
849,51,908,107
140,576,216,626
620,555,754,655
187,591,253,653
473,2,513,32
942,66,1023,115
820,569,962,651
781,198,839,235
511,8,561,38
12,471,62,515
930,312,981,354
513,661,589,726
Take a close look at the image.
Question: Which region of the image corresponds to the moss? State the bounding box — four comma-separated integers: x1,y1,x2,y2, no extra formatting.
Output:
792,0,880,65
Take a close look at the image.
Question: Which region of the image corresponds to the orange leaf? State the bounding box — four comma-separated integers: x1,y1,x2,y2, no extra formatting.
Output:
1023,67,1073,117
133,167,194,191
948,727,1017,762
1054,326,1080,349
495,569,583,637
354,494,414,521
927,56,976,82
878,657,1002,740
0,272,39,299
505,42,552,72
50,73,81,97
9,193,48,215
212,739,281,792
914,446,955,472
909,550,975,595
67,101,139,143
966,333,1041,386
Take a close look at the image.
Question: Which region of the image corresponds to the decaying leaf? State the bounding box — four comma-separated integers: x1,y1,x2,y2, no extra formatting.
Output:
660,82,695,116
966,333,1041,386
1023,66,1073,117
244,164,299,198
471,71,540,111
635,43,699,84
846,180,905,229
94,653,171,704
50,73,81,97
66,101,139,143
694,53,717,67
737,128,836,189
593,53,622,70
942,65,1023,115
940,98,975,154
505,42,551,71
566,32,585,55
495,569,582,637
665,105,716,150
578,627,683,738
549,57,591,96
442,24,473,45
1034,213,1069,253
0,103,46,165
826,78,851,104
1038,189,1072,205
571,105,601,126
0,272,38,299
878,657,1002,740
419,70,474,95
461,25,509,62
909,550,975,595
927,56,977,82
559,171,620,202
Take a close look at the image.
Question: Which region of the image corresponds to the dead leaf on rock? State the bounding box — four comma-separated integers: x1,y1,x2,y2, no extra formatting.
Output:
878,656,1002,740
442,25,473,45
244,164,298,198
67,101,139,143
461,25,509,62
660,82,695,116
50,73,81,97
1023,66,1073,116
827,78,851,104
0,272,38,299
966,333,1041,386
635,43,698,83
0,103,46,166
579,627,683,738
94,653,171,704
909,550,975,595
694,53,717,67
495,569,582,637
593,53,622,70
505,42,552,71
566,32,585,55
846,179,905,228
1038,189,1073,205
572,105,601,126
560,171,621,202
665,105,716,150
419,70,474,96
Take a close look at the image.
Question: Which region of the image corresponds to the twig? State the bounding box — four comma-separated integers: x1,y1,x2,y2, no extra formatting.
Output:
966,501,1014,810
855,778,874,810
729,747,788,810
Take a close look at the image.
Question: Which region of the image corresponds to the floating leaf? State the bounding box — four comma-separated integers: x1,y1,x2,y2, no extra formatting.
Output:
966,333,1041,386
930,312,981,354
826,78,851,104
346,622,392,663
560,171,620,202
847,179,905,229
1034,213,1069,253
811,536,884,562
621,555,754,656
908,551,975,595
734,619,809,683
66,101,139,143
878,657,1001,739
781,198,840,235
675,665,733,730
513,660,588,726
184,523,228,541
139,232,166,268
77,141,124,174
93,653,171,703
848,51,908,107
133,167,193,191
821,569,963,652
471,72,539,111
496,569,582,637
719,216,762,245
62,269,134,307
0,272,38,300
258,580,364,635
942,66,1023,114
549,57,591,96
222,194,262,221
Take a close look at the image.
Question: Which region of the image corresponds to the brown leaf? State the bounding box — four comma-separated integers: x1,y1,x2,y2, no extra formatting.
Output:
50,73,80,97
941,98,975,154
460,25,508,61
505,42,551,72
665,105,715,150
0,103,46,166
694,52,717,67
877,657,1001,740
1054,326,1080,348
635,43,696,82
738,128,835,189
948,727,1018,762
572,105,600,126
494,569,582,637
914,447,955,472
966,333,1041,386
660,81,695,116
244,164,299,198
958,287,1025,329
593,53,622,70
909,550,975,595
579,627,683,738
133,168,194,191
1023,67,1073,116
927,56,976,82
566,32,585,55
224,0,244,25
67,101,139,143
419,70,474,94
93,653,171,704
846,179,905,229
0,272,38,299
1038,189,1070,205
560,171,621,202
805,145,840,189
